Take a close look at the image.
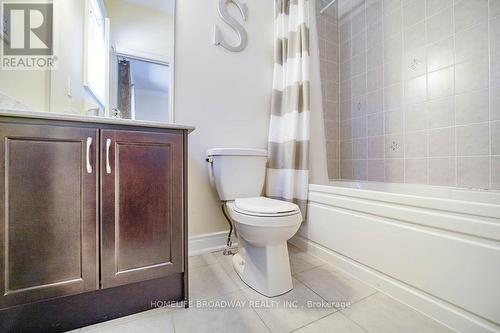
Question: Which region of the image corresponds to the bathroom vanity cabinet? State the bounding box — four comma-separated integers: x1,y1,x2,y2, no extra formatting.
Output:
0,112,193,332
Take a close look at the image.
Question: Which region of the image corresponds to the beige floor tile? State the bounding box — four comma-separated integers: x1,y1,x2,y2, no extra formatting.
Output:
189,263,239,300
294,312,366,333
80,308,174,333
295,265,376,305
342,293,454,333
220,260,252,291
172,291,269,333
188,252,218,269
214,250,237,265
288,244,326,275
242,278,336,333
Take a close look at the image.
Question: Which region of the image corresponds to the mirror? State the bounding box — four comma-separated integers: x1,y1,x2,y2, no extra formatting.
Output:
0,0,175,122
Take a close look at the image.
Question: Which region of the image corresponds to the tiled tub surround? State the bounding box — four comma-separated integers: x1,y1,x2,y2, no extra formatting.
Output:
319,0,500,189
316,0,341,179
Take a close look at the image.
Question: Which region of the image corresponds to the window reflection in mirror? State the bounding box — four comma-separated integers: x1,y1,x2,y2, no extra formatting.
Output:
115,57,171,123
0,0,175,123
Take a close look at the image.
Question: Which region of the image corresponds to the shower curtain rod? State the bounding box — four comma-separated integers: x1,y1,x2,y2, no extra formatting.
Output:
319,0,337,14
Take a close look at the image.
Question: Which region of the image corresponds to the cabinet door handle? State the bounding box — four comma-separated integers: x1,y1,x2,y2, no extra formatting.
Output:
86,137,93,174
106,138,112,174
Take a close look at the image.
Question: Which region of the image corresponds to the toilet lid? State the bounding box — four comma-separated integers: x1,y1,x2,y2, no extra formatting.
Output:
234,197,299,215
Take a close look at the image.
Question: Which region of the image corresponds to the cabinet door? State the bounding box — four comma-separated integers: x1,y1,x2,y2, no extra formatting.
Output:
100,129,183,288
0,123,98,309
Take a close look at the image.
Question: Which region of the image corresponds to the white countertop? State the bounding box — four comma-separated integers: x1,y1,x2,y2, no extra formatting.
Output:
0,109,196,132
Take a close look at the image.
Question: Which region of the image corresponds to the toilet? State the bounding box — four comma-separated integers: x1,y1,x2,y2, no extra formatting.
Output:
207,148,302,297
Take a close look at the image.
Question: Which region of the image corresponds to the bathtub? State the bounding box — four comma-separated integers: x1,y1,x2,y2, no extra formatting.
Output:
290,182,500,333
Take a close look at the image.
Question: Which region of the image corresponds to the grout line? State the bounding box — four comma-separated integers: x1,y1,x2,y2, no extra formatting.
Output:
488,0,492,189
338,310,371,333
401,0,407,184
452,0,458,188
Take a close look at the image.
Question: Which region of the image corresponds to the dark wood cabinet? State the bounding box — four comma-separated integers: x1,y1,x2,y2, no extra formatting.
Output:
0,123,99,308
100,130,183,288
0,115,190,333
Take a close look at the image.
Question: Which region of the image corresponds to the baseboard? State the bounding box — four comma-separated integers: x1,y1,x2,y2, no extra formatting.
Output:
188,230,236,256
290,234,500,333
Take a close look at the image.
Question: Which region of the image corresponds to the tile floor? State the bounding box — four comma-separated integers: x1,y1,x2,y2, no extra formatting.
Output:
70,244,454,333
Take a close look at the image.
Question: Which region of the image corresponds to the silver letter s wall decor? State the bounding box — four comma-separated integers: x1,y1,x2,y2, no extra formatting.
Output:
214,0,248,52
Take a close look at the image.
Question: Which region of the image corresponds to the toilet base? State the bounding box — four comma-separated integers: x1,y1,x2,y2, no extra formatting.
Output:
232,239,293,297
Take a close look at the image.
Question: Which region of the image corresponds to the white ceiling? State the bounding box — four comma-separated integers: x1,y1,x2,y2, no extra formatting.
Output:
123,0,175,14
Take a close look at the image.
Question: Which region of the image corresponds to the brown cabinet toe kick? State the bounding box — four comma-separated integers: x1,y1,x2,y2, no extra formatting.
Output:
0,117,190,332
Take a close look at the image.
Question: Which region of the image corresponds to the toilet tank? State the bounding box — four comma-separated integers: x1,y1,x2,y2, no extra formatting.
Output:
207,148,267,201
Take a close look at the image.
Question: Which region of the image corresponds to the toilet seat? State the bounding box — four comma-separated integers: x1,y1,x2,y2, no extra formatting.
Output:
226,200,302,227
234,197,299,216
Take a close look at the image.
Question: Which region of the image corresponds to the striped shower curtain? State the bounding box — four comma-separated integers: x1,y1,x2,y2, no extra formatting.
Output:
266,0,310,216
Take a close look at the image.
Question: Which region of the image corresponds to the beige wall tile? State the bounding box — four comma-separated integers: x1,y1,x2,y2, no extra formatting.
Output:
429,127,455,157
427,37,454,72
491,0,500,19
366,0,383,27
384,33,403,64
456,123,490,156
405,130,428,158
341,119,353,139
404,21,426,52
368,135,385,159
384,8,403,38
341,140,353,159
491,16,500,55
385,158,404,182
457,156,490,188
454,0,488,33
384,110,404,134
405,158,428,184
383,83,403,110
367,66,384,92
455,57,489,94
367,21,383,48
428,67,454,100
492,85,500,121
455,89,489,125
426,0,452,17
427,96,455,128
352,116,367,138
405,103,428,131
403,0,425,28
353,159,368,180
429,157,456,186
353,138,368,159
341,160,354,179
368,159,385,181
385,133,405,158
367,112,384,136
492,156,500,188
404,75,427,105
455,23,489,63
366,89,384,113
492,121,500,155
426,7,453,44
403,47,427,79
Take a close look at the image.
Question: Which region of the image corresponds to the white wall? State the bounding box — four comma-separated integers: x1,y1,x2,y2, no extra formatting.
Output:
50,0,92,115
175,0,274,236
105,0,174,60
0,70,50,112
